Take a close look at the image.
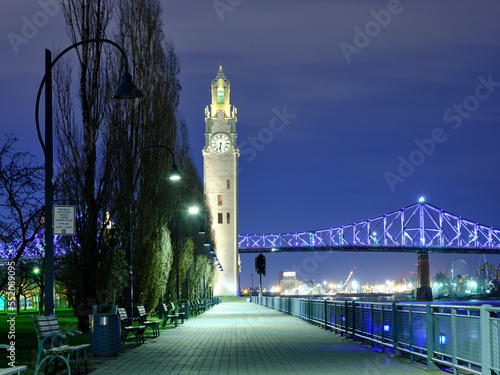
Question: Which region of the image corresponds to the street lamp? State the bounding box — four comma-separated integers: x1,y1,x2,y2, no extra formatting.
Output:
169,187,200,302
35,39,142,316
127,145,181,318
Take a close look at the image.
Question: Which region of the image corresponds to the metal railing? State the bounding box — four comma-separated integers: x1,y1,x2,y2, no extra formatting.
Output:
252,296,500,375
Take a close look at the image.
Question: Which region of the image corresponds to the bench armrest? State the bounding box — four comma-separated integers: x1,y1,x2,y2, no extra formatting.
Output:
40,332,67,348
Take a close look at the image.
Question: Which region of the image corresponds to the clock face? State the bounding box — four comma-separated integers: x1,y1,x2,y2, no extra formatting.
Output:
211,133,231,154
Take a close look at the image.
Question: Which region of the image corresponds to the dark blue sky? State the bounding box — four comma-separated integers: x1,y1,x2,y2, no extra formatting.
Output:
2,1,500,289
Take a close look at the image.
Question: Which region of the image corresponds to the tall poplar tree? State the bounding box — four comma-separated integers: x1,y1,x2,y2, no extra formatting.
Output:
54,0,214,328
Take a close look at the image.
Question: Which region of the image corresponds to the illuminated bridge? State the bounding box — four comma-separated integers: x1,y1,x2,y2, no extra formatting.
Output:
238,201,500,254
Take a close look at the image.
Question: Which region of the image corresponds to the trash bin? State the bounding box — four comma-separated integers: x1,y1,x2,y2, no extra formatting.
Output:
180,302,190,321
90,305,120,355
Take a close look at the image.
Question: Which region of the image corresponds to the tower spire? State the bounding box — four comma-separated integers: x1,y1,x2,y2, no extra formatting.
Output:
208,64,233,118
216,64,225,80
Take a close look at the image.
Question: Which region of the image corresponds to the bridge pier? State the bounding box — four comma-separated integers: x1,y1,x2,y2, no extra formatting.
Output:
416,252,433,301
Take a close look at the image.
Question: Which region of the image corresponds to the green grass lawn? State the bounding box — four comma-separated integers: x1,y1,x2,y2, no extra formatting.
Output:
0,308,192,375
0,307,180,374
0,308,90,374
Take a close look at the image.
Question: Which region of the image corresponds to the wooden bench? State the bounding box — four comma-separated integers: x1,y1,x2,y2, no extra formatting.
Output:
198,299,207,314
135,306,161,338
0,345,27,375
171,302,187,324
31,315,90,375
206,298,215,310
117,307,145,345
161,303,179,327
191,300,203,316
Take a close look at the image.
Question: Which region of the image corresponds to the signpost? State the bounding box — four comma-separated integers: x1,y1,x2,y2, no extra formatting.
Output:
53,206,75,236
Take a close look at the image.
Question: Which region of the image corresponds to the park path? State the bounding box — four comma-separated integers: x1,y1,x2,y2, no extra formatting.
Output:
90,301,434,375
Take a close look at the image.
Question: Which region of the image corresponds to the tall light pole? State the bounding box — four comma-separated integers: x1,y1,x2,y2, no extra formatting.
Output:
35,39,142,316
127,145,181,318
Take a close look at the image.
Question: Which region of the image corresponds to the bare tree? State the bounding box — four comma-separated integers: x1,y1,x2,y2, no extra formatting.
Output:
55,0,126,331
0,134,44,293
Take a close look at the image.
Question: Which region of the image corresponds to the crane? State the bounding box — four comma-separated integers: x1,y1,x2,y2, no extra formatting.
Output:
478,263,500,278
342,267,355,292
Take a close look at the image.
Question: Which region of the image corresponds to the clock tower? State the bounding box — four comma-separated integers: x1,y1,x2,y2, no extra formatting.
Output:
203,65,240,296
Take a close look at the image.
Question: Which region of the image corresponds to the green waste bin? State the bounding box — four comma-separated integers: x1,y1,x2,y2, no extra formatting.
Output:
180,302,189,321
90,305,120,355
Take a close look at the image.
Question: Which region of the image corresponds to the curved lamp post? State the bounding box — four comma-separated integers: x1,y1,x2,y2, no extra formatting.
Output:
35,38,142,316
128,145,181,318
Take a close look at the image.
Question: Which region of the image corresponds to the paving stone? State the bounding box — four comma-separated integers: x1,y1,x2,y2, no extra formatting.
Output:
91,302,431,374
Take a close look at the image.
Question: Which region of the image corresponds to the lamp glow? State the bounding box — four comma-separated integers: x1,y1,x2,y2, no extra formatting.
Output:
168,165,182,181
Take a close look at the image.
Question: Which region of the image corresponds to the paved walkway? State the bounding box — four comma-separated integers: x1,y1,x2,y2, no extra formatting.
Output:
91,302,434,375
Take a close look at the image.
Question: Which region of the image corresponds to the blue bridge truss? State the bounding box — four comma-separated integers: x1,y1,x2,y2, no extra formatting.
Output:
3,202,500,259
238,202,500,254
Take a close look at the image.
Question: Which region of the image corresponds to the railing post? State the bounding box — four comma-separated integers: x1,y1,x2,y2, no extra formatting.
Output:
451,308,457,374
409,305,414,363
426,303,439,370
370,304,374,347
324,300,328,330
343,301,348,337
380,305,384,352
352,301,356,340
392,302,400,357
480,304,492,375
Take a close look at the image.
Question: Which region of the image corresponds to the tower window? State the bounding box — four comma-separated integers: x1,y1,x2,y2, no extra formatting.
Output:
218,195,223,206
217,88,224,104
218,213,223,224
226,179,230,189
227,213,230,224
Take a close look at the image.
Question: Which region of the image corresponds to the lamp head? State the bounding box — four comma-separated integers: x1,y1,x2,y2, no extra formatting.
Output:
113,72,143,99
188,206,199,215
168,164,182,181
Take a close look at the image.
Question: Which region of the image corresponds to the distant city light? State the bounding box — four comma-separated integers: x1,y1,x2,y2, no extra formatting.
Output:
383,324,390,332
439,335,447,345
